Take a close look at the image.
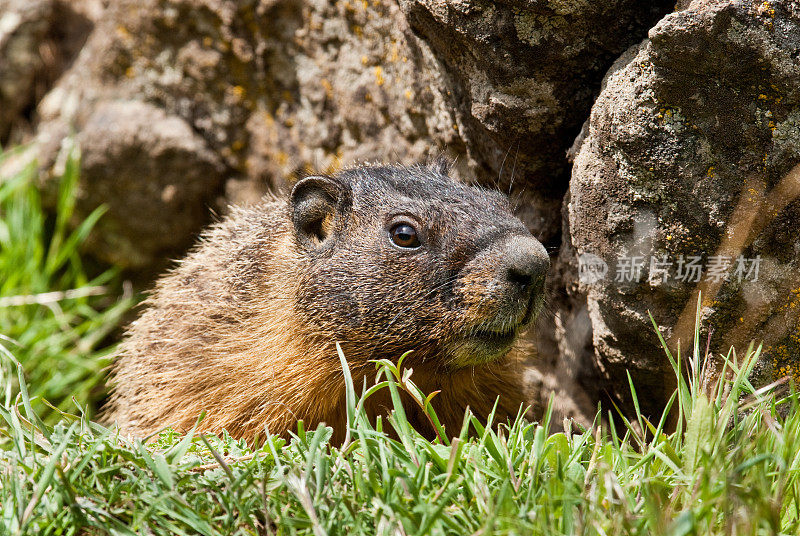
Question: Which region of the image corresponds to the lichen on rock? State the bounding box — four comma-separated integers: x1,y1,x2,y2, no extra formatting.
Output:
567,0,800,416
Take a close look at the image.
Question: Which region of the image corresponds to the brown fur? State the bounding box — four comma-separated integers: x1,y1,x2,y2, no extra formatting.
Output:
103,163,548,444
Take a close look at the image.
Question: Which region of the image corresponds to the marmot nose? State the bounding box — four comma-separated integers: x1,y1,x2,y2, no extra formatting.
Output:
504,235,549,291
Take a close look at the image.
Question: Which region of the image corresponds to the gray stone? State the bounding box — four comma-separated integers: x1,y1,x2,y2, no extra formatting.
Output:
75,100,225,269
567,0,800,417
0,0,54,141
0,0,95,143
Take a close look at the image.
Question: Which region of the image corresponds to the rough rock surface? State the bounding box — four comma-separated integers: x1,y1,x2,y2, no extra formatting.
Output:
567,0,800,416
28,0,672,270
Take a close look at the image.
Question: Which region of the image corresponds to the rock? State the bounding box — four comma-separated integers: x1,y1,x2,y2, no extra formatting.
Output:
0,0,95,143
567,0,800,417
75,100,225,269
31,0,671,270
0,0,55,141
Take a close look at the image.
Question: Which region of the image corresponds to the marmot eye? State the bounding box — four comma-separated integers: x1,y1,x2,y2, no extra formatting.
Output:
389,222,421,249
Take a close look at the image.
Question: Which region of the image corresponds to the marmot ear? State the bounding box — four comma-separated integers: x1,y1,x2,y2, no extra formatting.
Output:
290,176,348,249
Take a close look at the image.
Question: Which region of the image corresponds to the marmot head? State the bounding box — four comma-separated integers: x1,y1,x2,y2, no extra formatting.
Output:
289,162,549,368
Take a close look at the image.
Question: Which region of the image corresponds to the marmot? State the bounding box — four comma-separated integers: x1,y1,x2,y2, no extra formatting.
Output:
103,162,549,443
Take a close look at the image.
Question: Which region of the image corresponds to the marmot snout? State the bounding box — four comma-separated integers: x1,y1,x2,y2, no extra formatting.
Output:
104,162,549,443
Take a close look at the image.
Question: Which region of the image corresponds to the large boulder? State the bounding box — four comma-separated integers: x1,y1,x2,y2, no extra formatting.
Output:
567,0,800,417
29,0,672,270
75,101,225,268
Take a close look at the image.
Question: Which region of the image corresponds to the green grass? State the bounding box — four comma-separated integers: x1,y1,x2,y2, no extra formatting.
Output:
2,147,800,535
3,333,800,535
0,145,135,423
